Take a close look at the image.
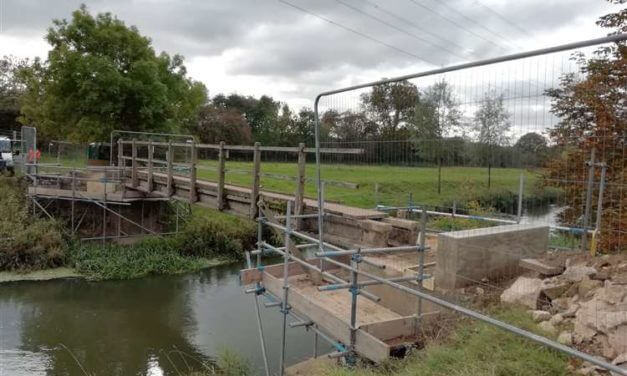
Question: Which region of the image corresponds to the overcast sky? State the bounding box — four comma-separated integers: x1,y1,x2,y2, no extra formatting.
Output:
0,0,617,111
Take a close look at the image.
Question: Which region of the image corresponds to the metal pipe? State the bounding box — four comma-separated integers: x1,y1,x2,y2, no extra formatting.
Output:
594,164,607,235
245,251,271,376
517,173,524,223
376,205,518,224
348,249,359,365
417,208,427,324
315,245,426,257
279,201,292,376
318,275,425,291
581,148,596,251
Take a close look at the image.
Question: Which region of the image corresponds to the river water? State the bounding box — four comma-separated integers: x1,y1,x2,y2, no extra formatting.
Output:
0,263,329,375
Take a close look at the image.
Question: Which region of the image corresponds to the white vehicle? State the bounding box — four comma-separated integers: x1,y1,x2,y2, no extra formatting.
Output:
0,136,16,175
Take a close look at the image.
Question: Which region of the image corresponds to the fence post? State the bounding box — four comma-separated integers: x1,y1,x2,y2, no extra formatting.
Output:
167,140,174,197
131,138,138,188
517,173,524,223
217,141,226,210
593,163,607,253
117,138,123,169
581,148,596,251
147,140,154,192
250,142,261,218
189,140,197,203
294,143,306,229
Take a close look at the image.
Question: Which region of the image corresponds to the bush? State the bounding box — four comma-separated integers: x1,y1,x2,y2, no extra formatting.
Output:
428,216,496,232
0,176,66,271
172,208,256,261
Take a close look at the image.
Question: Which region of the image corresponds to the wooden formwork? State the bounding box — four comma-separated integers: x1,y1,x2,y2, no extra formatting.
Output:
240,260,425,362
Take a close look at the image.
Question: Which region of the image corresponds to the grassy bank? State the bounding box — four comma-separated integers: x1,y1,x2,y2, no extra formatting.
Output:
322,308,570,376
0,176,256,280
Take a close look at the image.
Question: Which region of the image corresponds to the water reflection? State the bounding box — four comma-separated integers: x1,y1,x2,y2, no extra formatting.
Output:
0,263,327,375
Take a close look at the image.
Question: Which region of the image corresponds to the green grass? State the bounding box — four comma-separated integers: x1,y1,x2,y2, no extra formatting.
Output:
196,160,544,210
323,308,570,376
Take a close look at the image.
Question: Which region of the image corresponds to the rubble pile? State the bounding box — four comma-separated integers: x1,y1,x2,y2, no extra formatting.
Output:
500,254,627,375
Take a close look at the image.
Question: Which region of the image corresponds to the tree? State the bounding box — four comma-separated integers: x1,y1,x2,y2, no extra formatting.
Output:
544,0,626,251
413,80,462,163
361,80,419,136
186,105,252,145
0,56,28,130
18,5,207,142
474,91,511,148
515,132,549,167
212,93,281,144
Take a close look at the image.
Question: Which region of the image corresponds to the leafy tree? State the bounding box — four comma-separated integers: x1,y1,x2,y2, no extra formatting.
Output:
413,80,462,163
18,5,207,142
360,80,419,135
186,105,252,145
0,56,28,130
474,91,511,148
514,132,547,153
213,93,281,144
545,0,626,251
514,132,549,167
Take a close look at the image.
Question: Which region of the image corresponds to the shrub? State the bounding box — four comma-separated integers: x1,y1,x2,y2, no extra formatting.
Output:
0,176,66,271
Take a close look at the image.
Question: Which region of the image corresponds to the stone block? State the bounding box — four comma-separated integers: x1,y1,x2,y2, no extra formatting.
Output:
435,224,549,290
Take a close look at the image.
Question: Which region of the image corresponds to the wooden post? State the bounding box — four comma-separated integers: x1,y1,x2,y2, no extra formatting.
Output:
294,142,306,229
250,142,261,218
167,140,174,196
189,140,197,203
117,139,123,170
147,140,154,192
131,138,138,188
217,141,226,210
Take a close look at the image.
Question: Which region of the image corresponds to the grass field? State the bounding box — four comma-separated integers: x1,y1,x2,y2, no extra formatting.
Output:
195,159,544,210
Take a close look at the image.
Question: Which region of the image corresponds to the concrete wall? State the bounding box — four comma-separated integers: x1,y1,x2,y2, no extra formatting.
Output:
435,224,549,290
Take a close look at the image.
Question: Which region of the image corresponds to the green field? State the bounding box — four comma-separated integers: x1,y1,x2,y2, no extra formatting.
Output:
195,159,543,210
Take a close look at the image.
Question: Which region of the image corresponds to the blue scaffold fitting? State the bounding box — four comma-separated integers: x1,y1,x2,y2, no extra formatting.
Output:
257,265,265,271
349,286,361,296
351,253,363,263
255,286,266,295
280,304,291,314
334,342,347,353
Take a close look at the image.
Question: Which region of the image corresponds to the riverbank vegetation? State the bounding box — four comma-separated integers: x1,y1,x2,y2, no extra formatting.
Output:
0,176,256,279
323,308,569,376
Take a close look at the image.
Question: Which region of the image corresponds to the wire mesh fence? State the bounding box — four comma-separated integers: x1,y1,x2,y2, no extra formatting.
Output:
315,38,625,254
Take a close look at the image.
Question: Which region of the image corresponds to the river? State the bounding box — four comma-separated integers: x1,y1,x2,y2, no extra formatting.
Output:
0,263,330,375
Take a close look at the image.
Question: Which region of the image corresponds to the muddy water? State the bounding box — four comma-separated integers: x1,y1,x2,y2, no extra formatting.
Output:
0,263,329,375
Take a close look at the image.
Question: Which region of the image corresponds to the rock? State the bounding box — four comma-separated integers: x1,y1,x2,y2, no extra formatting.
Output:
552,297,571,311
565,283,580,298
557,331,573,346
542,281,572,300
550,313,564,326
530,310,552,322
574,283,627,355
563,265,597,282
563,303,580,318
579,277,603,298
501,277,544,309
612,275,627,285
475,287,485,295
598,334,618,360
592,271,610,281
539,321,557,335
